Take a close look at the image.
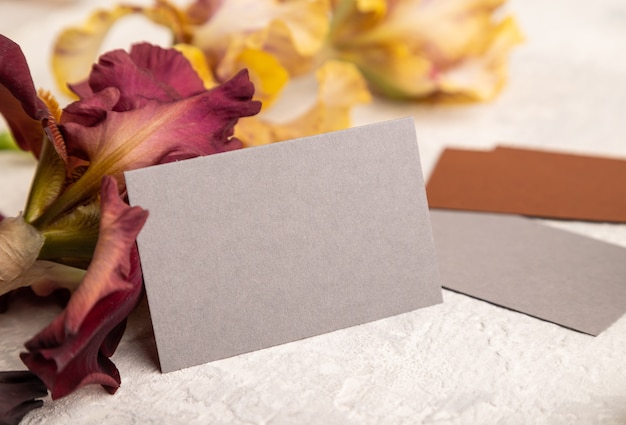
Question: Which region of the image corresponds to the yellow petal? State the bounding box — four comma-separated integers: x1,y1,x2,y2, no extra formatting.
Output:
52,1,191,97
141,0,193,43
356,0,387,14
173,43,218,89
235,48,289,108
329,0,523,100
191,0,329,76
215,33,290,107
236,60,371,147
195,0,329,107
339,43,435,98
52,5,135,97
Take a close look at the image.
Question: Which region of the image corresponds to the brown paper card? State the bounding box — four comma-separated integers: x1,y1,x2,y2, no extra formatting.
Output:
426,146,626,222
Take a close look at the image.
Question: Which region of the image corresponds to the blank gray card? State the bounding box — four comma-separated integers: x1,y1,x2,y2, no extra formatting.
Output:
431,210,626,335
125,118,442,372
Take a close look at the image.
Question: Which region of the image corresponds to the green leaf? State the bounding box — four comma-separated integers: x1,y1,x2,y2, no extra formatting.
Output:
0,131,19,151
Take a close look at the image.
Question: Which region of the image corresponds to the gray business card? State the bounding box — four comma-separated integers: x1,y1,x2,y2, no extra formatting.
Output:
431,210,626,335
126,118,442,372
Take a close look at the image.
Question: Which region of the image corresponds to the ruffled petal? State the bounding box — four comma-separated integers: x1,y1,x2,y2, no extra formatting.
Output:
0,35,47,156
0,371,48,425
61,69,259,195
63,177,147,332
35,46,260,227
20,176,148,399
72,43,207,109
237,60,370,146
52,2,198,98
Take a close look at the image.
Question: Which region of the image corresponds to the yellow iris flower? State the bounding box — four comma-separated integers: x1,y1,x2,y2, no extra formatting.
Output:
51,0,521,145
328,0,523,100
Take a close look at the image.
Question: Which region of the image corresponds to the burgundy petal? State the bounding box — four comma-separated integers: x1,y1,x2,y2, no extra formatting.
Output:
0,370,47,425
20,177,148,398
70,43,207,111
0,35,48,157
20,253,142,398
61,87,120,129
62,69,260,177
128,43,208,98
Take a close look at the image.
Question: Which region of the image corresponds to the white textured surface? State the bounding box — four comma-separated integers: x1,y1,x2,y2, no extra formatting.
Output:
1,0,626,424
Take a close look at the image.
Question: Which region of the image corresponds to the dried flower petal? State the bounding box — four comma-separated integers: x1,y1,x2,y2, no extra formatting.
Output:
0,216,45,296
61,67,259,192
330,0,522,100
21,176,148,398
190,0,329,75
237,60,371,146
34,44,260,227
69,42,207,106
0,371,48,425
51,5,136,97
51,0,328,110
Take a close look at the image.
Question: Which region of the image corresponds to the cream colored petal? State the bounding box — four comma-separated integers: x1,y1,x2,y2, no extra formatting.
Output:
52,6,136,97
52,1,192,97
237,60,371,147
192,0,328,76
253,19,319,76
437,16,524,100
277,1,329,57
0,216,45,295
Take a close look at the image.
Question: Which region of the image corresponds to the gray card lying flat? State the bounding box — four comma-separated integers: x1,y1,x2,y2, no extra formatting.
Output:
430,210,626,335
125,118,442,372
